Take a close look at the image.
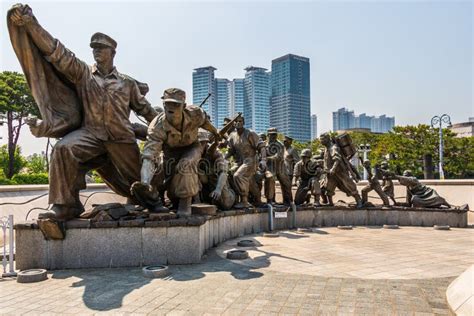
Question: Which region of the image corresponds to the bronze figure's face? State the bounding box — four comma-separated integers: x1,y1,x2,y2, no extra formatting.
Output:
93,45,115,64
319,133,331,146
234,117,244,129
164,101,184,122
269,133,278,142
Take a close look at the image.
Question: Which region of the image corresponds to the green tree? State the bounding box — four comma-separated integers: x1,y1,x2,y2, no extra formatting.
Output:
0,144,26,178
0,71,39,178
26,153,48,173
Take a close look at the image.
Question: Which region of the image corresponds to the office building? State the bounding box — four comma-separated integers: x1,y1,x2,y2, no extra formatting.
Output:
311,114,318,140
215,78,231,126
244,67,271,134
192,66,217,122
229,79,244,117
333,108,394,133
270,54,311,142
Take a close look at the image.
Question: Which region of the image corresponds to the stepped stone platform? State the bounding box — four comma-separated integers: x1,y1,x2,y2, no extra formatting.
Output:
14,206,468,270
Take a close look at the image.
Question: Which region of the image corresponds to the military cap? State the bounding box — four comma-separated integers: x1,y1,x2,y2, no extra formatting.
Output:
162,88,186,104
90,32,117,49
301,149,312,158
259,133,267,138
267,127,278,134
284,135,294,141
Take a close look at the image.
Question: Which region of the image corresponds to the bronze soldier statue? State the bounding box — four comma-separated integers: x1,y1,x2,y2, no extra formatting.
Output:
283,136,300,185
197,130,236,210
264,128,293,205
140,88,219,216
391,170,451,208
361,159,390,206
225,116,266,208
380,160,397,205
293,149,323,206
8,4,159,220
319,133,363,208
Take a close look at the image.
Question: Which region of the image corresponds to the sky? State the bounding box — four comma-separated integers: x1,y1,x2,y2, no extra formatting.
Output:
0,0,472,155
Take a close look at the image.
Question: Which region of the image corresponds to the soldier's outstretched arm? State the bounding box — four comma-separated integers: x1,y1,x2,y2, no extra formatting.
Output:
10,4,88,83
10,4,56,55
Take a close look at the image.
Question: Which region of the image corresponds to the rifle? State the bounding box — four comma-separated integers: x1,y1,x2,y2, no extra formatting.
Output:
199,93,212,108
207,112,242,155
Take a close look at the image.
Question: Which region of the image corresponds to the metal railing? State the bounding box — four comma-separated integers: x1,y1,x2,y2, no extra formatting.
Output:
1,215,16,277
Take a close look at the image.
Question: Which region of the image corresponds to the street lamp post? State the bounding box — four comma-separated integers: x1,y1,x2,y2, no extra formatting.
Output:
359,144,371,180
430,114,451,180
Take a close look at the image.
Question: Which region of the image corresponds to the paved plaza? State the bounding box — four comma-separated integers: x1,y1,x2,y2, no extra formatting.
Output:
1,226,473,315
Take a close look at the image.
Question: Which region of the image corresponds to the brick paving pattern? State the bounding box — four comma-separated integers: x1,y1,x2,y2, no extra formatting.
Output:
2,226,472,315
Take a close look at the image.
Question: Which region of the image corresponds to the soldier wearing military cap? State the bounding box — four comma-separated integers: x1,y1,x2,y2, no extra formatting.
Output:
293,149,323,206
9,4,159,220
141,88,220,216
264,128,293,205
283,135,300,185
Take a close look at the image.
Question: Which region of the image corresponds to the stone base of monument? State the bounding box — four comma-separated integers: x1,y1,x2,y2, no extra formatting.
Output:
14,206,468,270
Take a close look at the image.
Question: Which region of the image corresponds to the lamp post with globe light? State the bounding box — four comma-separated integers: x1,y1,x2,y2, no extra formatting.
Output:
431,114,451,180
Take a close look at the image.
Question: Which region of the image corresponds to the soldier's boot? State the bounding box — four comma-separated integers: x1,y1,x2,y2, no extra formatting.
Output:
326,195,334,206
321,194,329,205
235,195,252,209
313,195,321,207
177,197,192,217
354,194,363,209
39,203,84,221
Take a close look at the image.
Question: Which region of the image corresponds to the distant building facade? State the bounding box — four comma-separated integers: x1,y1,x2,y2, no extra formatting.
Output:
192,53,311,138
244,67,271,134
192,66,217,122
332,107,394,133
450,119,474,138
311,114,318,140
270,54,311,142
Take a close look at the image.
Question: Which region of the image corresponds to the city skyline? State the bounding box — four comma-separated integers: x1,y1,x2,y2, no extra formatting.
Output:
332,107,395,133
0,1,471,154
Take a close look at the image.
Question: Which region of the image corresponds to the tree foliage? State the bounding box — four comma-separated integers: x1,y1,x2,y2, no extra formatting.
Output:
0,71,39,178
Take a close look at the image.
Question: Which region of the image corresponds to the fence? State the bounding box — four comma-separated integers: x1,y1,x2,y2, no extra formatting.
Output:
1,215,16,277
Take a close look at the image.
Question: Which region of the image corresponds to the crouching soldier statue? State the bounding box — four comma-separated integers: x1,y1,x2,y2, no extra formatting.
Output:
361,159,390,207
139,88,219,216
293,149,324,206
197,130,236,210
319,133,363,208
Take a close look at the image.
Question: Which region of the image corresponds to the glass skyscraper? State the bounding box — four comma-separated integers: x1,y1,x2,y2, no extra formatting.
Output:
192,66,217,122
230,79,244,117
244,67,271,134
270,54,311,142
215,78,231,126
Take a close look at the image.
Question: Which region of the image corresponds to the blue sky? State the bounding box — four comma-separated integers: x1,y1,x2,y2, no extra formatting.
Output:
0,0,472,154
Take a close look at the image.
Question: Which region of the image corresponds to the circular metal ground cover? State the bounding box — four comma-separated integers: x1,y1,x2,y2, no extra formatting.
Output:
337,225,353,230
227,250,249,260
263,232,279,238
434,225,450,230
142,265,169,278
237,240,256,247
17,269,48,283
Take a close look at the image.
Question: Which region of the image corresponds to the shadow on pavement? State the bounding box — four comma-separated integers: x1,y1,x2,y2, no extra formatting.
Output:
51,268,150,311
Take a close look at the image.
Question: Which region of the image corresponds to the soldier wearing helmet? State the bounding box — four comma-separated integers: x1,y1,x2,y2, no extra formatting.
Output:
293,149,323,206
361,159,390,206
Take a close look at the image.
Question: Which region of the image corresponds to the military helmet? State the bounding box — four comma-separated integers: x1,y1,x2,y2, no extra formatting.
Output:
301,149,312,158
267,127,278,134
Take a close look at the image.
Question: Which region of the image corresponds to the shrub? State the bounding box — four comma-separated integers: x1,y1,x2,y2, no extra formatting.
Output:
11,173,49,184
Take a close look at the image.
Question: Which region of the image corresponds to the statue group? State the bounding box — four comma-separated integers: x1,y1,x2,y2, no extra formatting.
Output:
7,4,460,222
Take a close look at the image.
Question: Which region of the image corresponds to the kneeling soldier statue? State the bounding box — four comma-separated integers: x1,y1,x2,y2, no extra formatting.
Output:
140,88,219,216
293,149,323,206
